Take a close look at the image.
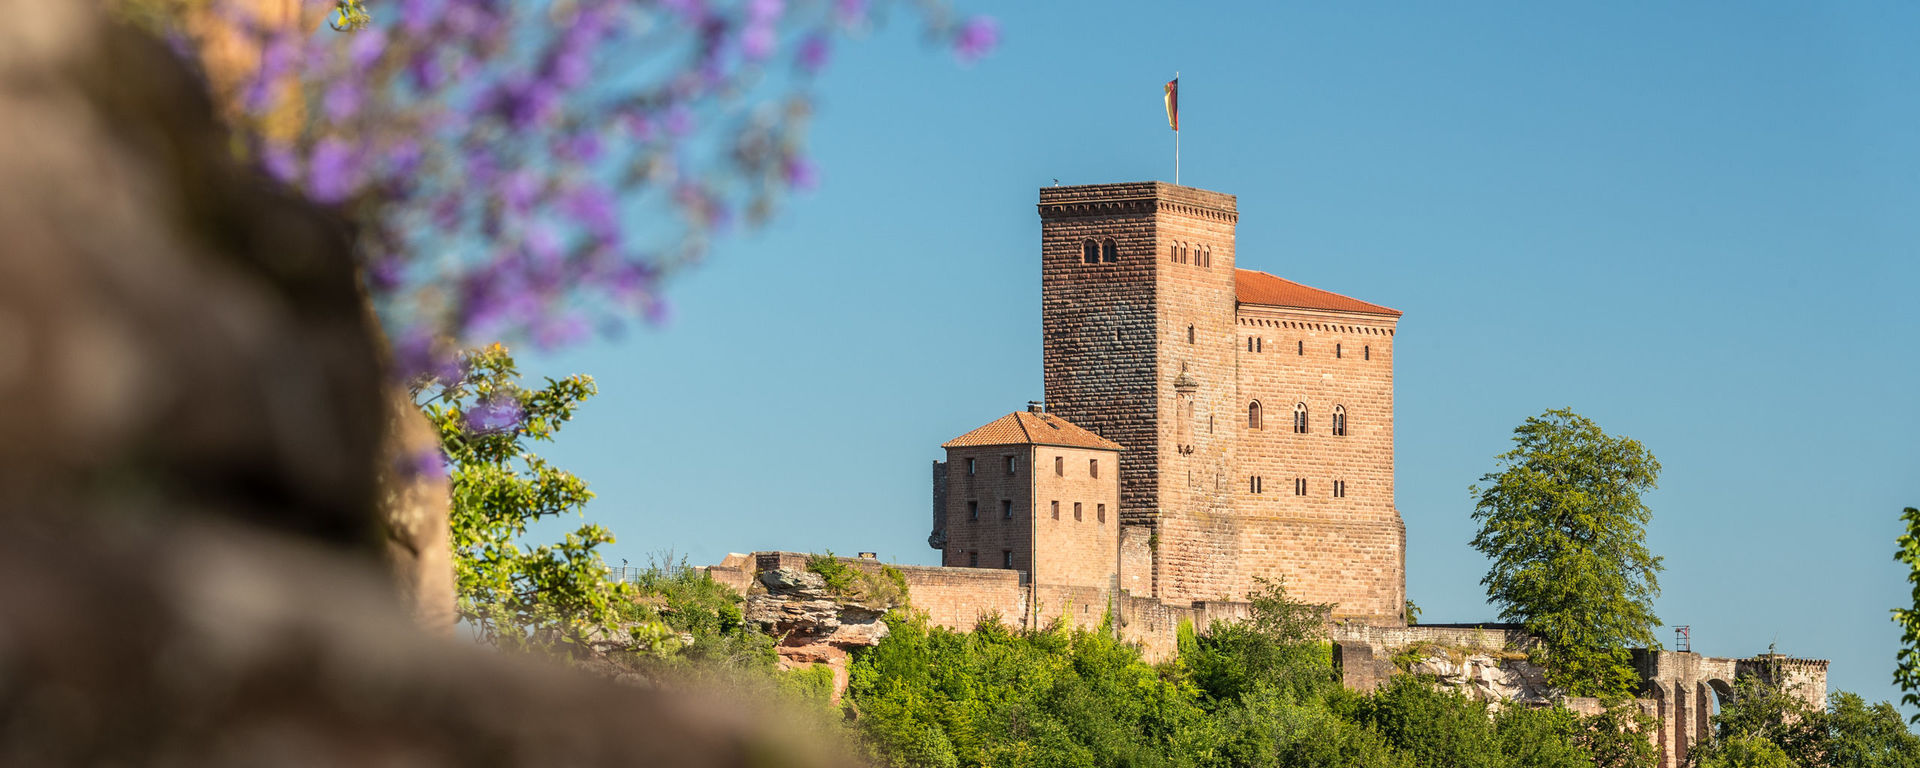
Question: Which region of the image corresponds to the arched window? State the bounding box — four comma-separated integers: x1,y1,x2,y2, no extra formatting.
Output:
1082,239,1099,264
1101,238,1118,263
1332,405,1347,436
1201,245,1212,268
1293,403,1309,434
1364,345,1371,361
1297,340,1304,356
1169,243,1179,263
1248,401,1263,430
1247,337,1254,352
1178,242,1188,264
1187,324,1195,344
1336,343,1343,359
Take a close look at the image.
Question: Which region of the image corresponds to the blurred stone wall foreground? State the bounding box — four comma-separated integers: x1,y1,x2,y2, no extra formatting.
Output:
0,3,853,764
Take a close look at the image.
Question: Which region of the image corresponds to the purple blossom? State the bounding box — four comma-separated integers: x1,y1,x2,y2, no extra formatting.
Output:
308,137,357,203
260,142,299,184
386,140,423,178
194,0,989,365
323,81,363,122
784,155,818,190
953,16,999,62
400,0,439,34
399,447,448,482
563,184,620,243
795,33,831,74
740,24,777,61
465,395,525,433
348,27,387,69
501,171,539,213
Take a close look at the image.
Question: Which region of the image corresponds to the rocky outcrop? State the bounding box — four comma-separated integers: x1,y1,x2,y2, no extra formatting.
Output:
746,568,893,700
1406,652,1554,705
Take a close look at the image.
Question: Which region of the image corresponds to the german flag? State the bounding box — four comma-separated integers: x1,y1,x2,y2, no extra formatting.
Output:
1164,77,1179,131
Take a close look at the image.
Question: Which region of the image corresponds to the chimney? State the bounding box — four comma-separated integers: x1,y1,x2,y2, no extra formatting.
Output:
1027,400,1045,413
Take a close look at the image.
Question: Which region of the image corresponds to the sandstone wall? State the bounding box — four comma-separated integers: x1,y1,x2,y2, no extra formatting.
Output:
1031,444,1120,589
1233,304,1403,620
940,446,1032,572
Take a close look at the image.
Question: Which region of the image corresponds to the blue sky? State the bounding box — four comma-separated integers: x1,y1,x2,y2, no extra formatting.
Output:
524,2,1920,712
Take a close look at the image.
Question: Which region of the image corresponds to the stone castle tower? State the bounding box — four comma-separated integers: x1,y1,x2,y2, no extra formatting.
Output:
1033,181,1406,623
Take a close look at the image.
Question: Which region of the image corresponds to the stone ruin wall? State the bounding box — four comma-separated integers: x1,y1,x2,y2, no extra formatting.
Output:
701,551,1247,662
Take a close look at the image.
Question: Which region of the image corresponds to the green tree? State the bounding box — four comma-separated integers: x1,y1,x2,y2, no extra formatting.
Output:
1692,734,1797,768
1894,506,1920,723
1823,691,1920,768
1184,577,1337,704
418,344,626,651
1470,408,1664,698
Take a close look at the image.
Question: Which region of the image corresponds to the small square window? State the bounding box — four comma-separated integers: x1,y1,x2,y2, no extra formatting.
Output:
1002,500,1013,519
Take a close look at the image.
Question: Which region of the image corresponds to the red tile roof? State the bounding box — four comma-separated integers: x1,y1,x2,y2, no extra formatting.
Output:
1235,269,1402,317
942,411,1124,451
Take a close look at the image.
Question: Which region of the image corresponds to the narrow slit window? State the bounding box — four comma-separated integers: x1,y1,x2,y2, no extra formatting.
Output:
1336,343,1343,358
1055,456,1064,476
1006,455,1017,474
1297,340,1304,356
1333,480,1347,498
1002,500,1013,519
1097,504,1106,523
1074,502,1083,521
1188,325,1195,344
966,458,975,476
1051,500,1060,519
968,500,978,520
1365,345,1371,361
1295,478,1307,496
1003,551,1014,569
1257,338,1263,353
1089,459,1099,478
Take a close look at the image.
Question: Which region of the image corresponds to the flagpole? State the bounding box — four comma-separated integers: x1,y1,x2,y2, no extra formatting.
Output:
1174,71,1181,185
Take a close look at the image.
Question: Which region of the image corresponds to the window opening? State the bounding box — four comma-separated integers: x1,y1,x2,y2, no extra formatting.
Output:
968,501,978,520
1332,405,1348,437
1101,238,1118,263
1294,403,1309,434
1074,502,1083,521
1002,500,1013,519
1097,504,1106,523
1295,478,1307,496
1089,459,1099,478
1082,239,1099,264
1055,456,1064,476
1003,551,1014,568
1051,500,1060,519
1248,401,1263,430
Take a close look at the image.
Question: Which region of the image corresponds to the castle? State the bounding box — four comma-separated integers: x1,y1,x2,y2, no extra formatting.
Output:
931,181,1405,623
706,181,1828,768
